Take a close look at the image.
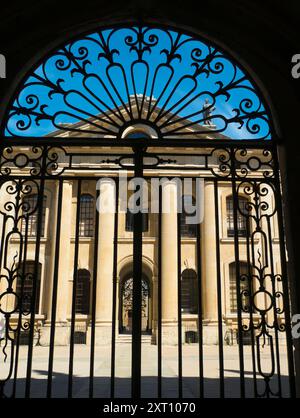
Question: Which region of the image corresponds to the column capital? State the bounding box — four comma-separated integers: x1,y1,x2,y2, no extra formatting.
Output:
97,177,116,186
62,179,74,185
204,180,215,187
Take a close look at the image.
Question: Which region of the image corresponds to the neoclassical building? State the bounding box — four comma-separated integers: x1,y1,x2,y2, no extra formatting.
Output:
0,98,282,347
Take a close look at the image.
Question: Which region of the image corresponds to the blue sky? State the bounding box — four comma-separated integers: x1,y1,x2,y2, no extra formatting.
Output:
5,27,271,140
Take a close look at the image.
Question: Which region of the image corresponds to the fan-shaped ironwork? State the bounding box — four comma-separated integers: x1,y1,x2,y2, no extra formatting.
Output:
2,25,272,140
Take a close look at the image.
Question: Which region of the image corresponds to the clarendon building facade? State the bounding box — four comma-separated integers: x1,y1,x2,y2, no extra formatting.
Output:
0,98,283,346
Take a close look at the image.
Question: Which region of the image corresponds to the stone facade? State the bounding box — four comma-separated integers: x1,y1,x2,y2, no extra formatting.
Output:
0,105,283,347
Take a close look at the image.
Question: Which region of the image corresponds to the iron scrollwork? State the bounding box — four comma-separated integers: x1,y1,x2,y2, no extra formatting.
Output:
3,25,271,140
235,179,288,397
0,145,70,177
0,179,42,396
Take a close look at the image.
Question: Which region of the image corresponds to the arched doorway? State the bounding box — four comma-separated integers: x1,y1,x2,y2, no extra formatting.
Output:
119,274,151,335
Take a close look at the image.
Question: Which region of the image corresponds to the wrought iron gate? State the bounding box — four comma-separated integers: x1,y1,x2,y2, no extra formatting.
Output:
0,23,296,398
0,138,296,398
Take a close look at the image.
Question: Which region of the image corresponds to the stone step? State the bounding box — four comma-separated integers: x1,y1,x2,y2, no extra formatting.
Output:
116,334,152,344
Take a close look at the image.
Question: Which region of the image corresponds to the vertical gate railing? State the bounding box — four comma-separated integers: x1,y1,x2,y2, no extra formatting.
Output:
0,138,296,398
131,146,144,398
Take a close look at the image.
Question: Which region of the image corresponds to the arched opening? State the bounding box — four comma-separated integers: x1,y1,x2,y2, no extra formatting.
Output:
119,273,151,335
181,269,198,314
124,130,151,139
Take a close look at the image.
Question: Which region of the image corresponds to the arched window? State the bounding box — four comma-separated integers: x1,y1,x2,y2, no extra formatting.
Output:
226,196,249,238
181,269,198,314
16,262,42,314
75,269,90,314
181,195,197,237
125,130,151,139
4,26,271,141
229,262,251,313
79,194,95,237
22,195,47,237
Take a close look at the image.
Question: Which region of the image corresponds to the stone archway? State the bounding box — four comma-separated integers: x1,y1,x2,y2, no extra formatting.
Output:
119,273,151,335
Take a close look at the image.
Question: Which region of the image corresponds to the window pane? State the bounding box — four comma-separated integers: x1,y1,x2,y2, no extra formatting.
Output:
79,194,94,237
125,130,151,139
22,195,47,237
16,262,42,314
75,270,90,314
181,269,198,313
181,195,197,237
226,196,248,237
229,262,251,313
125,210,149,232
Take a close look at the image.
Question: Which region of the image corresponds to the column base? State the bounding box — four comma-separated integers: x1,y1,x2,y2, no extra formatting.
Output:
203,320,226,345
39,321,70,346
161,320,178,345
90,321,113,345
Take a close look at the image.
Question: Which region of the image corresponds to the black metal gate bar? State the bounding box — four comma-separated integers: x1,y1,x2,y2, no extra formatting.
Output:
12,187,30,398
11,226,24,398
266,199,282,397
214,180,225,398
272,145,296,397
245,206,258,397
231,153,246,398
89,185,100,398
131,147,144,398
68,179,82,398
0,189,6,271
157,185,162,398
177,209,183,398
47,179,63,398
110,178,119,398
196,209,204,398
25,154,46,398
0,179,8,399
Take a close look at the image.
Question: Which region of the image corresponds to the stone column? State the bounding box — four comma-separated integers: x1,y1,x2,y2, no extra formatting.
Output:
94,178,116,345
161,180,178,345
202,181,220,344
40,180,73,346
43,181,59,321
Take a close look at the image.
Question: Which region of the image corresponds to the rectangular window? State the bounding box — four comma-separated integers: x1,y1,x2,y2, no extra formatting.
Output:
181,195,197,237
79,194,94,237
226,197,248,238
125,210,149,232
22,195,47,237
229,262,251,313
16,262,42,314
181,270,198,314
